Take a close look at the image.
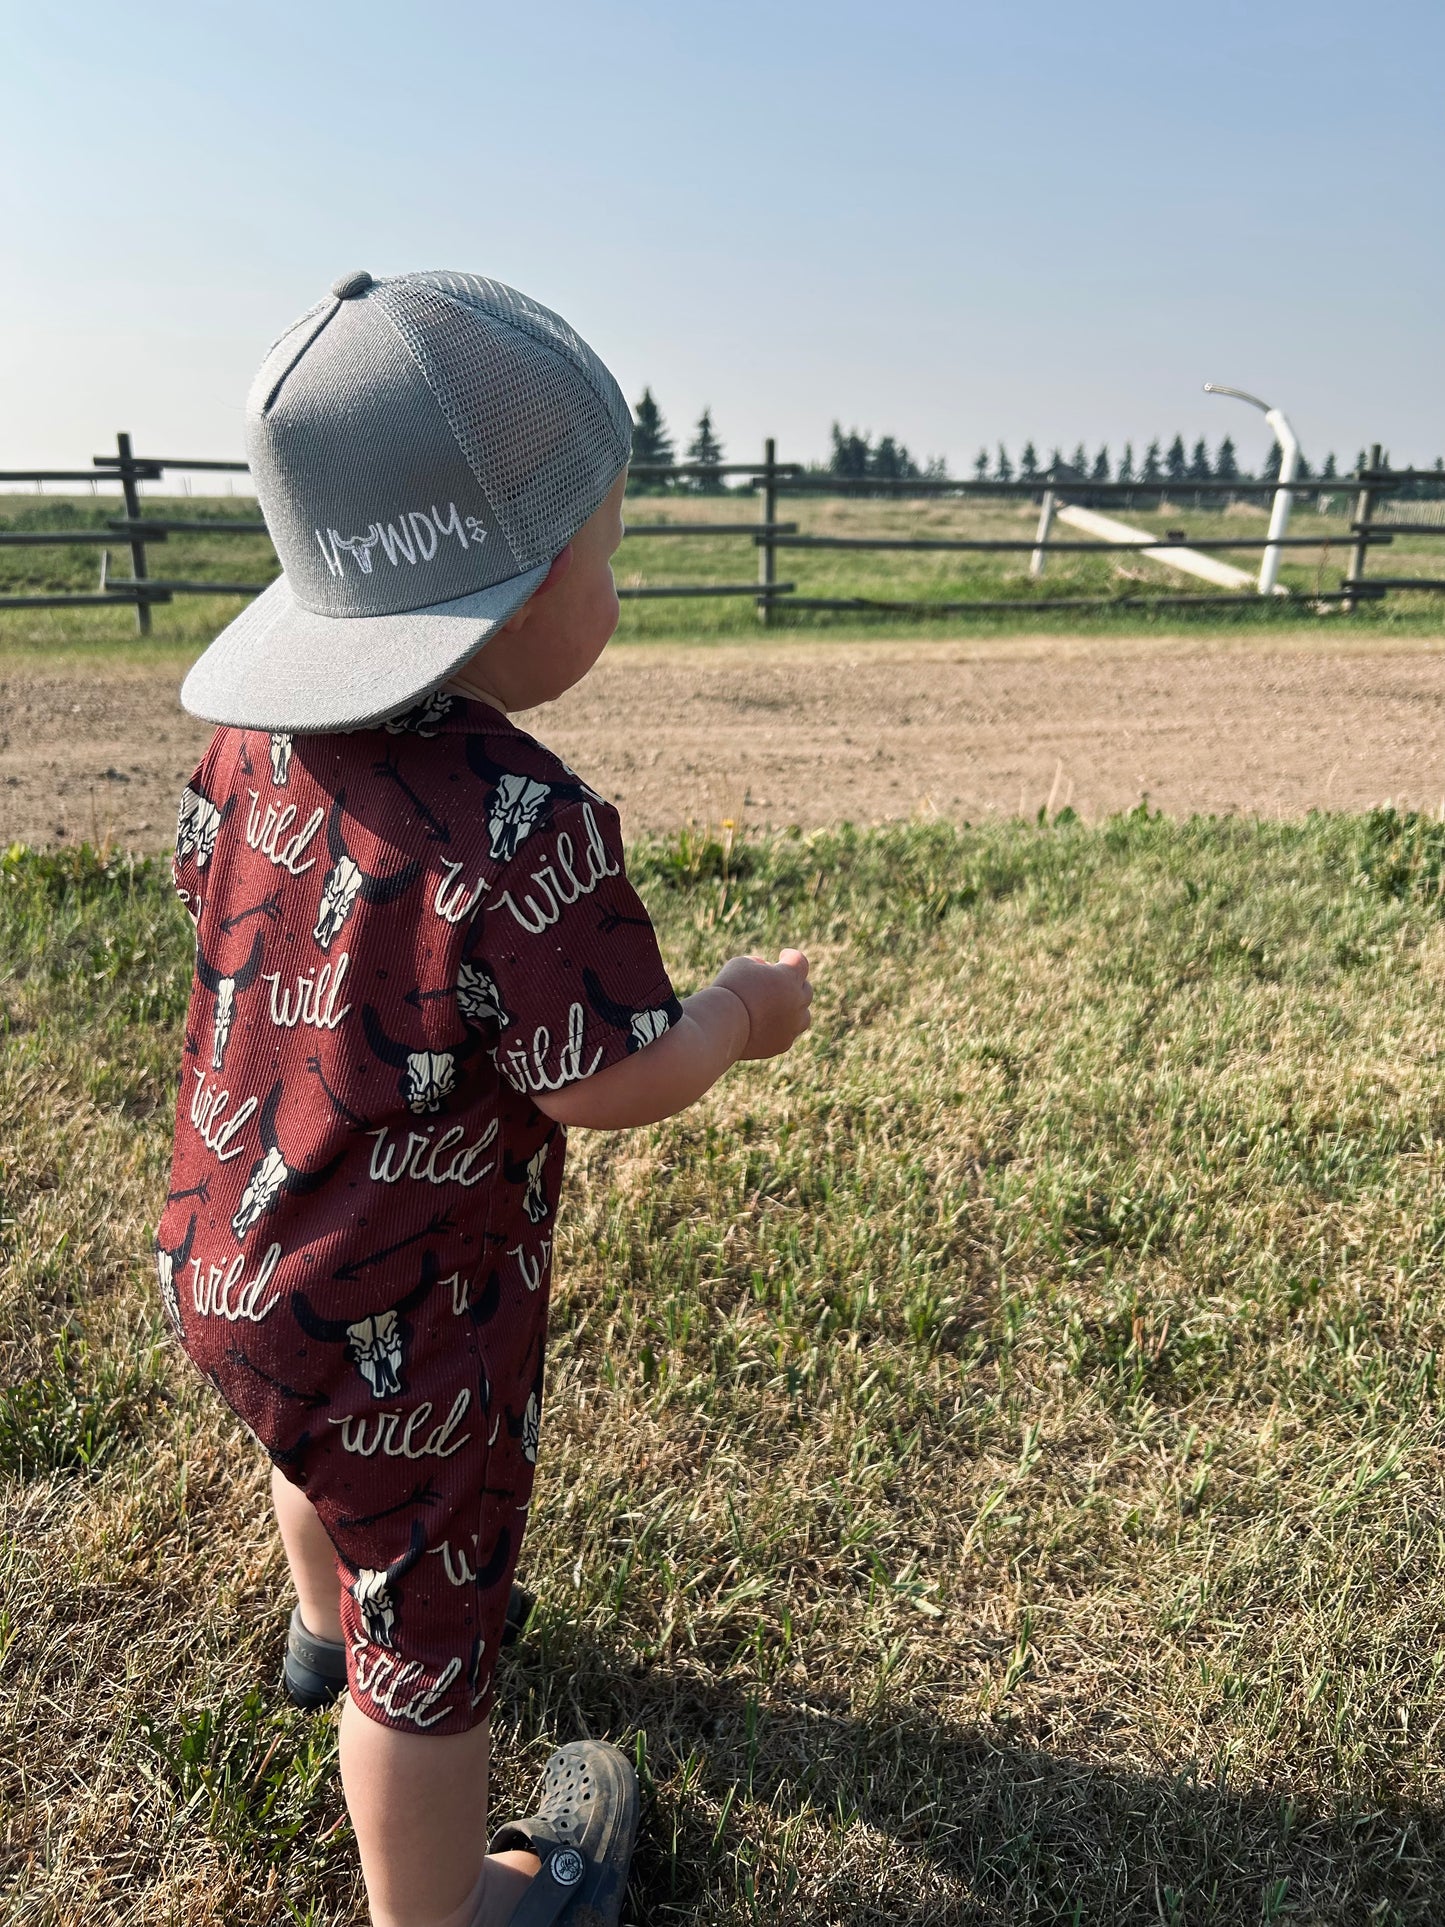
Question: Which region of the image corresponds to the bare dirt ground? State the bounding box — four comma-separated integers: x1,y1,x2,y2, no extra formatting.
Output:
5,635,1445,853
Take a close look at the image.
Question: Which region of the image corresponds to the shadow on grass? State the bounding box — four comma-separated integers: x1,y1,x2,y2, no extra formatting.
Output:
494,1621,1445,1926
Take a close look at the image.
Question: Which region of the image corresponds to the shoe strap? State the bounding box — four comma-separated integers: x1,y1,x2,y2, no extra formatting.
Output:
494,1826,591,1927
490,1815,564,1859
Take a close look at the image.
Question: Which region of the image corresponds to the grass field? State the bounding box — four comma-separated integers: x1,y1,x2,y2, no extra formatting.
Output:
2,486,1443,657
9,809,1445,1923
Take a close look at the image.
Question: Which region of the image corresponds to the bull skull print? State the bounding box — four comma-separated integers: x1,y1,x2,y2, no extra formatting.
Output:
193,927,264,1074
291,1254,437,1400
269,733,293,786
362,1003,482,1114
582,966,676,1055
384,689,454,737
176,781,235,871
503,1386,542,1465
231,1080,347,1241
154,1213,196,1334
314,794,423,951
341,1519,426,1650
504,1137,555,1225
464,737,600,864
455,959,510,1030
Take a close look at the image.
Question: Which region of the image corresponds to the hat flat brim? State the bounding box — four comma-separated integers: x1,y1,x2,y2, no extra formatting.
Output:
180,563,550,732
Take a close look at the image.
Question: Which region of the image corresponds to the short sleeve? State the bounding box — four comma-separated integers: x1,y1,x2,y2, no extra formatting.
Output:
474,797,682,1097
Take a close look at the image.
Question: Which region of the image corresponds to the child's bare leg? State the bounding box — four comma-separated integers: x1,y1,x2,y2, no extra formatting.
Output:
271,1465,344,1642
339,1701,539,1927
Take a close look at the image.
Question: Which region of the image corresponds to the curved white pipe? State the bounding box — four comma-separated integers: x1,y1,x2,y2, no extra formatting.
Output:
1203,383,1297,596
1259,407,1299,597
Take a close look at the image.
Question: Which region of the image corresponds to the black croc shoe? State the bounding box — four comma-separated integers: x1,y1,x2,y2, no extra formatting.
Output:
282,1582,537,1709
490,1740,640,1926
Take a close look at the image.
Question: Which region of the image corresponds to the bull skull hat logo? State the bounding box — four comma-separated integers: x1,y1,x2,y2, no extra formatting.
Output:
314,793,423,951
193,927,265,1073
291,1252,438,1400
231,1079,348,1241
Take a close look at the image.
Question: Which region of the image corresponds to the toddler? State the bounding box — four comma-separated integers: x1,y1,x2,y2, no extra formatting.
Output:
158,269,812,1927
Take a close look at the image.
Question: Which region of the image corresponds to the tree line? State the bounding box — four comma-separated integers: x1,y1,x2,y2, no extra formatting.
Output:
630,391,1445,495
971,436,1355,485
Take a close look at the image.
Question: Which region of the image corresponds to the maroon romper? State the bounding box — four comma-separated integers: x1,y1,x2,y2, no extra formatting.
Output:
157,688,680,1733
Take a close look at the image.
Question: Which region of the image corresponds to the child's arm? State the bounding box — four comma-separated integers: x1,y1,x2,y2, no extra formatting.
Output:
534,950,812,1130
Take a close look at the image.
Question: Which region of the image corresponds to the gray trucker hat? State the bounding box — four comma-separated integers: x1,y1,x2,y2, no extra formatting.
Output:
181,269,633,731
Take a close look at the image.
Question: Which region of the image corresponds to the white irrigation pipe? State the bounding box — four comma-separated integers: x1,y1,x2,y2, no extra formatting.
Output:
1203,383,1298,595
1051,502,1255,589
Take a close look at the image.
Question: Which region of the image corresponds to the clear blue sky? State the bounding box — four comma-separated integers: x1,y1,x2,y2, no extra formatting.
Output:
2,0,1440,479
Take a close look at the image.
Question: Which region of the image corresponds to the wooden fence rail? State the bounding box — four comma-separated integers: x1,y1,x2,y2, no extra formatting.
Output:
2,431,1443,632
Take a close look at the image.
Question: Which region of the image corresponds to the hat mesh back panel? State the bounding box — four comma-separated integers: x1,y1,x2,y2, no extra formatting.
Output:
370,275,632,570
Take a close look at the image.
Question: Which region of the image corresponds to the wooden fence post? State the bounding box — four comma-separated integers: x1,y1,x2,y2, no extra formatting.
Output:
757,437,777,625
1344,441,1381,615
115,430,151,635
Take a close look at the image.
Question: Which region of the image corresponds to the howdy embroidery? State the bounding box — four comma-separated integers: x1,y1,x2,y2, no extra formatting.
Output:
313,502,487,579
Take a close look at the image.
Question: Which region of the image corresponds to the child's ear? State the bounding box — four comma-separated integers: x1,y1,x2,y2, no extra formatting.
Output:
506,544,572,632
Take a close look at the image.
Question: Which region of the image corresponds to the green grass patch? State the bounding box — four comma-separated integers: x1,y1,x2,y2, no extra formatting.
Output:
8,817,1445,1920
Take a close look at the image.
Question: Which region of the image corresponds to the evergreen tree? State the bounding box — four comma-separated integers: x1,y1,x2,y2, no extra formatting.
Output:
1117,443,1135,485
1187,437,1212,482
1047,447,1065,478
1141,440,1163,483
1215,436,1239,482
1353,449,1368,477
684,406,724,492
871,435,921,482
1020,441,1040,484
1321,452,1338,480
830,424,871,481
1259,442,1282,484
923,454,951,481
973,447,990,482
995,443,1014,484
631,389,674,488
1068,442,1089,478
1165,435,1188,484
1091,445,1111,482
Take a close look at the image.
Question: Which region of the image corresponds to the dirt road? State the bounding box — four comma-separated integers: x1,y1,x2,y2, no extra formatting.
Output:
5,636,1445,852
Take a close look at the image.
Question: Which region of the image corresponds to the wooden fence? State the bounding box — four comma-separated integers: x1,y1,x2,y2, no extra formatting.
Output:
2,431,1442,633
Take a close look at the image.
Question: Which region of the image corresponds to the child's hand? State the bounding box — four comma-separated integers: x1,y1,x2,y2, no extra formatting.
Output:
713,949,813,1061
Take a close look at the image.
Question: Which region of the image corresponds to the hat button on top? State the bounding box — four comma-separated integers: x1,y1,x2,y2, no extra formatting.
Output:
330,269,374,300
